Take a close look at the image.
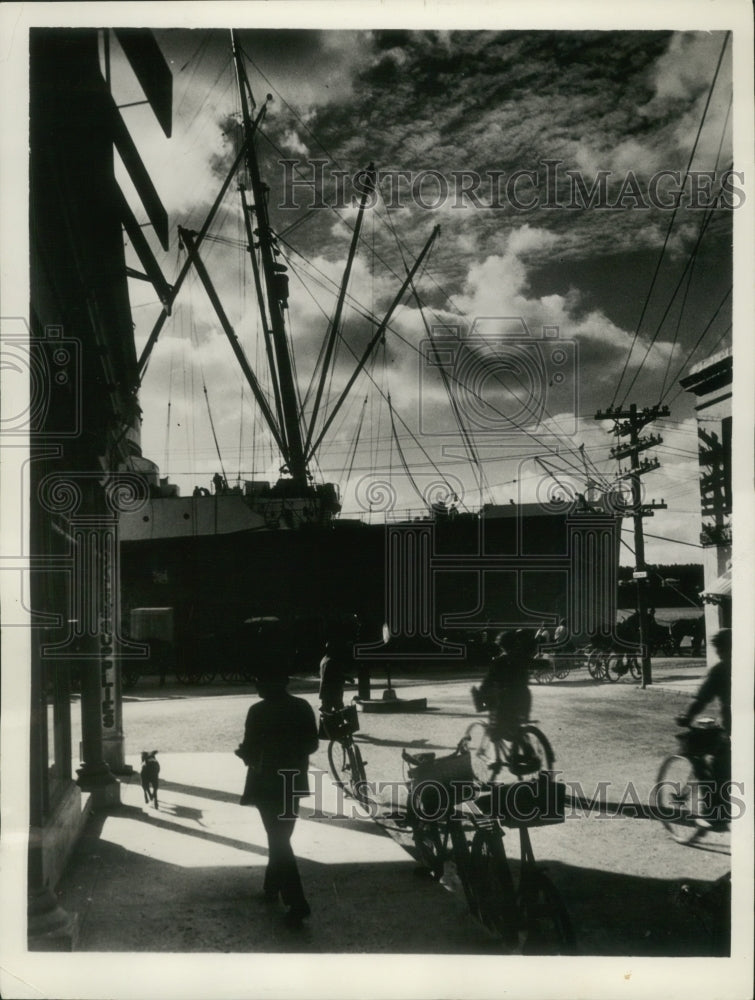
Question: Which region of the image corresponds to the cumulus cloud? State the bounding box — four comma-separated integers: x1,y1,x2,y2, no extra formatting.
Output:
122,27,730,554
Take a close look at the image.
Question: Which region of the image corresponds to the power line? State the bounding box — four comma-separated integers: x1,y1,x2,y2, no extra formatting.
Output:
611,31,731,408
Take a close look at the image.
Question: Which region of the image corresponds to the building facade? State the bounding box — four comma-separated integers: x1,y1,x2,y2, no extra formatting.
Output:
679,348,732,651
27,28,171,948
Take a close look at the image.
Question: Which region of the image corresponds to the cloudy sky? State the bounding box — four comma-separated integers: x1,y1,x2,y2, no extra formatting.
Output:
110,26,735,565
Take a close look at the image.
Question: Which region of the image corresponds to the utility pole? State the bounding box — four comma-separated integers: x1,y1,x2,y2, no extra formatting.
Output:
595,403,669,687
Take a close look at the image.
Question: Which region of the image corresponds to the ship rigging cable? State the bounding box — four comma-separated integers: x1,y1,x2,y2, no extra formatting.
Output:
240,40,468,321
221,51,604,491
610,30,731,409
276,218,604,491
388,393,430,509
376,174,613,490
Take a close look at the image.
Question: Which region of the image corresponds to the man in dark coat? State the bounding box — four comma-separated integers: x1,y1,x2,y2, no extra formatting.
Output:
236,674,318,927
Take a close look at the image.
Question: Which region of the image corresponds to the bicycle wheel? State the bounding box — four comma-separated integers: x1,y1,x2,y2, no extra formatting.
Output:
535,664,554,684
463,722,501,783
328,739,368,802
348,742,372,805
470,827,518,945
448,821,482,922
517,870,577,955
587,651,606,681
412,821,445,879
220,667,245,683
655,754,703,843
629,657,642,680
606,654,626,682
509,725,555,777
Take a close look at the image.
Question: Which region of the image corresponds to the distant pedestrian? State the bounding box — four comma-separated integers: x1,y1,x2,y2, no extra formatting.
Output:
534,623,551,650
319,640,354,712
236,672,318,927
553,617,574,673
554,618,569,646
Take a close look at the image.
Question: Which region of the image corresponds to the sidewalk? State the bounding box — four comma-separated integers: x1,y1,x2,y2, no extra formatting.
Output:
54,753,497,954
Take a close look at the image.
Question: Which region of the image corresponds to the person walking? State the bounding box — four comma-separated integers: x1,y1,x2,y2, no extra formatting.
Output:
318,639,354,712
236,671,319,927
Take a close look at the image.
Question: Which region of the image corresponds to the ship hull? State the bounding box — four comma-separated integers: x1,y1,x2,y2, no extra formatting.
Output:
120,503,621,678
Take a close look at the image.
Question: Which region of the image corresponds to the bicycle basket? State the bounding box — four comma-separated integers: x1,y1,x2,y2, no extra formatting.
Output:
408,749,477,819
676,723,723,756
476,772,566,828
320,704,360,740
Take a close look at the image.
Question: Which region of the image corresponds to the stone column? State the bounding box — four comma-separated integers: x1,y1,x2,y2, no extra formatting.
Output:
38,472,148,799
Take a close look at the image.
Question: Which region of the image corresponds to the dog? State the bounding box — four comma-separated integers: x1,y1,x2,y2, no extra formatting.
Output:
140,750,160,809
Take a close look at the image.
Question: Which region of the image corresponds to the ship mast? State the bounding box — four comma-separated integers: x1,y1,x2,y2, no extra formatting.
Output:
231,30,309,490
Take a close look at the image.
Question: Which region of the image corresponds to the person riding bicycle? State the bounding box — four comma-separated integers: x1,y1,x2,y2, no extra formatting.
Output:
476,629,535,742
675,627,732,827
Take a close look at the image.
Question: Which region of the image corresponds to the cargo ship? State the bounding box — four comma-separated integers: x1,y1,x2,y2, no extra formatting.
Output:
118,31,621,681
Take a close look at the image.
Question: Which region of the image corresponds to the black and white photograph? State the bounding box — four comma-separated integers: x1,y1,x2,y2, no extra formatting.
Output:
1,2,753,998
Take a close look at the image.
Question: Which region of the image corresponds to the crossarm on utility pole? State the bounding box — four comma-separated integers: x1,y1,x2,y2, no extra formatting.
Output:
179,227,288,461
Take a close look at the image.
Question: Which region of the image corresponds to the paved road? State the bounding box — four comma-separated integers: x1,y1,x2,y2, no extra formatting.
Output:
65,656,737,957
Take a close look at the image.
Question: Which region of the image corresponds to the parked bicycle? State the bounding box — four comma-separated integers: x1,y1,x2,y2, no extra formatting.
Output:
320,704,370,804
463,708,555,783
402,746,576,953
655,718,729,843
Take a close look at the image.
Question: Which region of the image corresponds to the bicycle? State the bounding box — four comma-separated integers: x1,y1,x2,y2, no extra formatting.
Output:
402,748,576,954
320,704,370,805
655,718,730,843
606,650,641,683
464,700,555,782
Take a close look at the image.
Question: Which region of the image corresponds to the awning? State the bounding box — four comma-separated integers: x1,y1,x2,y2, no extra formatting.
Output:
701,567,732,604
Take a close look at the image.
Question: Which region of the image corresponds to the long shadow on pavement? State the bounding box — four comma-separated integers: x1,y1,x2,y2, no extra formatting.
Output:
53,808,728,956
